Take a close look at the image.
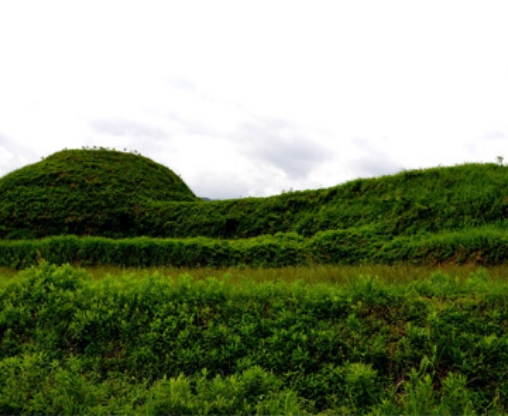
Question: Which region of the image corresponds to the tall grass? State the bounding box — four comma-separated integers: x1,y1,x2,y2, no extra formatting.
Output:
3,263,508,288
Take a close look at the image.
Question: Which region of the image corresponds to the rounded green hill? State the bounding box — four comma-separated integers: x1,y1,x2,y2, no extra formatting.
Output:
0,149,197,238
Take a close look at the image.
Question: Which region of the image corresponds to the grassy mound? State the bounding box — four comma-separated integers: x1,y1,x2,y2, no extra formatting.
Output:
0,149,197,239
1,149,508,245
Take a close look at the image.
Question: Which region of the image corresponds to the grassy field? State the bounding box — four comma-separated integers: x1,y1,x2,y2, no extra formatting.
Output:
79,263,508,284
2,262,508,414
2,150,508,413
4,262,508,288
2,264,432,292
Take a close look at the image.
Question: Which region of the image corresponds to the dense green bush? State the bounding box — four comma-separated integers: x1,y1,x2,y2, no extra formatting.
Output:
0,234,306,269
1,263,508,413
1,226,508,269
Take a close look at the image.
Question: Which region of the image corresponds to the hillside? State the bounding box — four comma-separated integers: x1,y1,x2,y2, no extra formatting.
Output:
0,149,197,239
1,149,508,242
132,163,508,239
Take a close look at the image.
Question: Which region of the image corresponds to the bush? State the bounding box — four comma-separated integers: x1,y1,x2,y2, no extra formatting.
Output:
2,264,508,413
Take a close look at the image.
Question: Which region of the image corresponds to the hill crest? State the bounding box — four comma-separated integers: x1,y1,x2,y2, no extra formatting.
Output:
0,148,197,238
1,149,507,240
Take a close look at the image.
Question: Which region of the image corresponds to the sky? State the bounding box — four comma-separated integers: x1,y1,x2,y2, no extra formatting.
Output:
1,1,507,199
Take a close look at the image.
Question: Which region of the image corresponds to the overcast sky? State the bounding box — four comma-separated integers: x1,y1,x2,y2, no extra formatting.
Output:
1,1,507,199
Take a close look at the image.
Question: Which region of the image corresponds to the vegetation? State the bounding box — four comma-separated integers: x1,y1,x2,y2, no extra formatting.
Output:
2,149,508,413
1,262,508,414
0,149,197,239
1,150,508,242
2,225,508,269
132,162,508,240
1,148,508,268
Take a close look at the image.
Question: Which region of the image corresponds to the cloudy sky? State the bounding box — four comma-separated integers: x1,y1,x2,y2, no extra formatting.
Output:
1,1,507,199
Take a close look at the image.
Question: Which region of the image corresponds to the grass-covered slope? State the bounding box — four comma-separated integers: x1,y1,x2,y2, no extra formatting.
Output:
1,149,508,246
0,149,197,239
133,163,508,239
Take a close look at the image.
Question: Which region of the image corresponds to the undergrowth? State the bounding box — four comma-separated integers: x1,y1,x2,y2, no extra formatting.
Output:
1,263,508,414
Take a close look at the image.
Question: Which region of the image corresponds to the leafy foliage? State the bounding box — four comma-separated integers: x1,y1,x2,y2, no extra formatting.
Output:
1,263,508,413
2,226,508,269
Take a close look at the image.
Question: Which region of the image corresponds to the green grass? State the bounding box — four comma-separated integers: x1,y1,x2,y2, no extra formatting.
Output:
2,226,508,269
93,162,508,240
2,149,508,244
0,267,19,291
3,149,508,413
3,148,508,269
2,263,508,414
83,263,508,285
0,148,197,239
3,263,508,287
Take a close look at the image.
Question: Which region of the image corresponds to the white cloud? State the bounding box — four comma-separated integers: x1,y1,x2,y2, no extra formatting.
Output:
1,0,508,198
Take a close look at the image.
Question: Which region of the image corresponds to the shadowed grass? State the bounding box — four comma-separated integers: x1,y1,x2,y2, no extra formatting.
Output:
0,267,21,290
